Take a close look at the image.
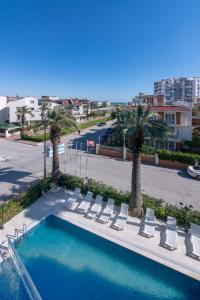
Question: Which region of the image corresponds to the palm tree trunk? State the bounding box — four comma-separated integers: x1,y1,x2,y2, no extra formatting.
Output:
130,151,143,217
52,141,60,179
21,115,25,135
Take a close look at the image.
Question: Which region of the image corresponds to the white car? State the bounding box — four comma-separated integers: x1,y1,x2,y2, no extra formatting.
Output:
187,166,200,181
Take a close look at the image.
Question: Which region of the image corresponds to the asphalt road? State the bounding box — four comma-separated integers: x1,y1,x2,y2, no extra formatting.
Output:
0,122,199,208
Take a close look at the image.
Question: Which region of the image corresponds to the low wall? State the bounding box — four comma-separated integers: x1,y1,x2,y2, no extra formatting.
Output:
98,146,189,170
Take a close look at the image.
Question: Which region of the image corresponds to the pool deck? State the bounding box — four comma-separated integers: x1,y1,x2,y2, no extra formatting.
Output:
0,189,200,281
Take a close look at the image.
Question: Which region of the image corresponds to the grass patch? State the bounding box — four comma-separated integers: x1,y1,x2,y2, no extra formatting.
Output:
1,178,52,226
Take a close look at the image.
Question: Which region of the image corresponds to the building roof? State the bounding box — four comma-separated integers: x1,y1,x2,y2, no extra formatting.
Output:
149,106,191,112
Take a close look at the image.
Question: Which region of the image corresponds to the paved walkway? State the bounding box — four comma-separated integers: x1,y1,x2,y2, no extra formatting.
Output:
0,189,200,281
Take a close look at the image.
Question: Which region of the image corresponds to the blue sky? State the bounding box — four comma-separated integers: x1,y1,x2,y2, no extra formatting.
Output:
0,0,200,101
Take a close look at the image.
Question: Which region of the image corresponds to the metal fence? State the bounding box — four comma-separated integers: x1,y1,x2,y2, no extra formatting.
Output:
8,238,42,300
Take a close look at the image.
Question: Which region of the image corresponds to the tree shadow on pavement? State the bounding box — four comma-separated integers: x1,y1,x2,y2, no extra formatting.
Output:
177,170,196,180
0,167,33,200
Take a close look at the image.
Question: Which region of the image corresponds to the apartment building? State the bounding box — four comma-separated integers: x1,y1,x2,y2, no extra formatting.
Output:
132,93,166,106
154,77,200,102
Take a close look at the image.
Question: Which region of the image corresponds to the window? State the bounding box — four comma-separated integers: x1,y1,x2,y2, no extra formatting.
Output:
17,115,21,121
165,113,175,124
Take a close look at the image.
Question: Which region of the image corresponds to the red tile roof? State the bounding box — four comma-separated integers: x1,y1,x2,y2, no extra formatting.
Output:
149,106,191,112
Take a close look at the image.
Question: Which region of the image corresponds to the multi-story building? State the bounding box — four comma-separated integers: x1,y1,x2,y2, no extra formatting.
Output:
132,93,166,106
0,96,41,125
154,77,200,102
148,105,192,150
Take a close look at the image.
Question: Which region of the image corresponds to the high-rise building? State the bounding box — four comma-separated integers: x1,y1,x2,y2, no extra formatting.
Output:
154,77,200,102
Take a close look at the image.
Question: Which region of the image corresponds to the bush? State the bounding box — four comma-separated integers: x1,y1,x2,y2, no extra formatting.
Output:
1,178,52,225
157,150,200,165
57,174,130,206
58,174,200,226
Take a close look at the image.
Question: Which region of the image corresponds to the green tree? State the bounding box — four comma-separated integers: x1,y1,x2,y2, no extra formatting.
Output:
17,105,34,134
114,106,169,217
46,106,79,179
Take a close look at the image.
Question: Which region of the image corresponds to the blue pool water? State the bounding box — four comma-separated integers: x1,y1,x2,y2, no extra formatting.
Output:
16,215,200,300
0,258,29,300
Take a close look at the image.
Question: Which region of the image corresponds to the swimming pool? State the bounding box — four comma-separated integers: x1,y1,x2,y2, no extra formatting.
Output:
16,214,200,300
0,258,29,300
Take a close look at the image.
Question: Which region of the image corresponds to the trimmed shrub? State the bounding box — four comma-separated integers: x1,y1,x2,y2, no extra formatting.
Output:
157,150,200,165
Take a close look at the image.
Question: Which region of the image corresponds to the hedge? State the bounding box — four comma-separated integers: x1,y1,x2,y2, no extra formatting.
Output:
142,145,200,165
58,174,200,226
2,174,200,228
21,116,111,142
1,178,52,225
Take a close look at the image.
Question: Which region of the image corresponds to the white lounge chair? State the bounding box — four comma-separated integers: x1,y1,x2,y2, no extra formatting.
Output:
112,203,129,230
141,208,156,237
76,191,93,213
164,216,178,250
65,188,81,210
190,223,200,259
98,198,115,223
86,195,103,219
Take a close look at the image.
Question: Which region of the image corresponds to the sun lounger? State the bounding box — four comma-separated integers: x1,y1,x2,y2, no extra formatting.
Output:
65,188,81,210
76,191,93,213
141,208,156,237
112,203,129,230
190,223,200,259
98,198,115,223
86,195,103,219
164,216,178,250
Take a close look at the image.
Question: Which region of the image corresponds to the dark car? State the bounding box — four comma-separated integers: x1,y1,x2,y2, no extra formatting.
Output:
96,122,106,127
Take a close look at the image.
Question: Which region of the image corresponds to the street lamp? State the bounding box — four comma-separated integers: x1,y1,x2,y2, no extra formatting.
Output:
0,201,4,230
179,202,193,231
122,129,127,161
41,109,47,178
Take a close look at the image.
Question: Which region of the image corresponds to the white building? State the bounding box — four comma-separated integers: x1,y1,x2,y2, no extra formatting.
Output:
4,96,41,124
154,77,200,102
0,96,8,122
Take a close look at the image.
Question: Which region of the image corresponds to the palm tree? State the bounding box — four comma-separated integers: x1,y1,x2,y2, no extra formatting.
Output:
46,106,80,179
17,105,33,134
114,106,169,217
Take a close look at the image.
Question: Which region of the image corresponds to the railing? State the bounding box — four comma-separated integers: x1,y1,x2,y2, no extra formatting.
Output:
7,238,42,300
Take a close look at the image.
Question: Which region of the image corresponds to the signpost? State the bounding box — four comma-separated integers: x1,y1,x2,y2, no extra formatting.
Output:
47,143,65,158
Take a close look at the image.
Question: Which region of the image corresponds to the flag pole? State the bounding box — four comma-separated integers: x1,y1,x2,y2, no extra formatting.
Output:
75,141,78,176
86,140,88,179
80,142,82,177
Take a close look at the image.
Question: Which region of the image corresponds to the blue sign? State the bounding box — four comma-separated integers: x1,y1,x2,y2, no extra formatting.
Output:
47,143,65,158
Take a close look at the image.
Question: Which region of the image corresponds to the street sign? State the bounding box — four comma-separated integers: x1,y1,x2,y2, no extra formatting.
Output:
47,143,65,158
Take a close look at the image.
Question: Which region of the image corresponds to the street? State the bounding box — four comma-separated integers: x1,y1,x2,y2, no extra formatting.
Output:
0,123,199,208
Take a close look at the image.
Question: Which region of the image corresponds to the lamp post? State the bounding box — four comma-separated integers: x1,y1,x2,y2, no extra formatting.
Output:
41,110,47,178
0,201,4,230
122,129,127,161
179,202,193,231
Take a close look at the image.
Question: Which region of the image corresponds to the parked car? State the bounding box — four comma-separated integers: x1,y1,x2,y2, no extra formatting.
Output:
96,122,106,127
187,166,200,180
